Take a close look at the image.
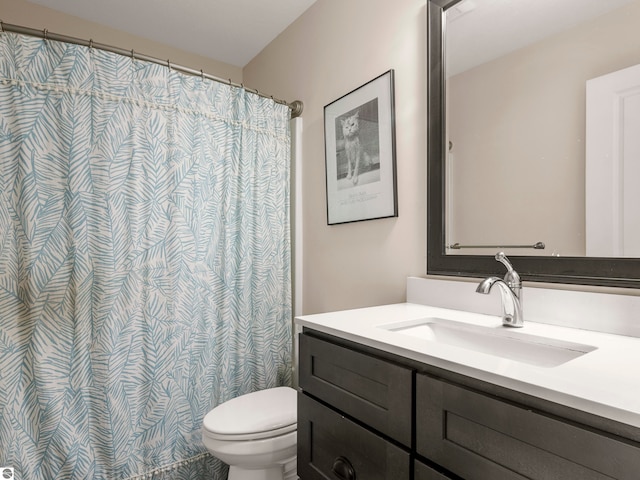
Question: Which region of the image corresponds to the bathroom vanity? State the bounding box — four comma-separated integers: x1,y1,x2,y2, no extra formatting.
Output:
295,280,640,480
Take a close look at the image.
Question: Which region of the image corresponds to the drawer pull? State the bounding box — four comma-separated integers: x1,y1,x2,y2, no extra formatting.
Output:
332,456,356,480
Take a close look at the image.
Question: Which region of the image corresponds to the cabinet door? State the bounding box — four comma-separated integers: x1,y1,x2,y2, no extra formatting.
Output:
298,393,411,480
299,333,413,445
416,374,640,480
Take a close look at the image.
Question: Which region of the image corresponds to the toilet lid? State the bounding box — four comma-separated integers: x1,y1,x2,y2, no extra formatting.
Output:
203,387,297,441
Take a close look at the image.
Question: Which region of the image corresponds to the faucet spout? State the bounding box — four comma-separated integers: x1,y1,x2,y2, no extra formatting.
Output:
476,276,501,295
476,253,524,327
476,277,523,327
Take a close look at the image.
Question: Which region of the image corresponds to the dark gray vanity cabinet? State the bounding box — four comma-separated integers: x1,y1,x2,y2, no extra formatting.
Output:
297,329,640,480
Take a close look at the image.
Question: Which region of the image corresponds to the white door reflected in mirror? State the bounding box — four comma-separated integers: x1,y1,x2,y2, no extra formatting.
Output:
586,63,640,257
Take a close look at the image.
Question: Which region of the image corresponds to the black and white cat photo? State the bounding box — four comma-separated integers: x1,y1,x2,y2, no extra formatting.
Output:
341,111,362,185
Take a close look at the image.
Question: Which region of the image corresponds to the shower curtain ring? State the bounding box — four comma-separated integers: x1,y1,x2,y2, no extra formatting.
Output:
130,49,135,59
88,38,93,49
43,28,48,41
200,69,205,79
0,20,5,34
167,59,172,70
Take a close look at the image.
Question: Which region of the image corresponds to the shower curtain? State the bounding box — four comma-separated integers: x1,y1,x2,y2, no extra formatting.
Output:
0,33,292,479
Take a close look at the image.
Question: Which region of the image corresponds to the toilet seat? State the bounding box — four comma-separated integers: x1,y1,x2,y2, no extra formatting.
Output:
203,422,296,441
203,386,297,441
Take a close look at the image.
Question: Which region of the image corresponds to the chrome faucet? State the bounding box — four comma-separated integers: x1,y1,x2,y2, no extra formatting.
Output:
476,252,524,327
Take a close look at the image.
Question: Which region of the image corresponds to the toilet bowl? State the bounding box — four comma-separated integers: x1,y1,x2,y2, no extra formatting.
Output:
202,386,297,480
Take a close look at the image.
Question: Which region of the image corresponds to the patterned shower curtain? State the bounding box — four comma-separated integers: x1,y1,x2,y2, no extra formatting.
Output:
0,33,292,479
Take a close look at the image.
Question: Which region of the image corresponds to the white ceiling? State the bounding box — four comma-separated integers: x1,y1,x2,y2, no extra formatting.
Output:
26,0,318,67
447,0,638,76
27,0,636,73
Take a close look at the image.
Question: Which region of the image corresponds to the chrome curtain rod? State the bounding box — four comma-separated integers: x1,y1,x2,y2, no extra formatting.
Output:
448,242,546,250
0,21,303,118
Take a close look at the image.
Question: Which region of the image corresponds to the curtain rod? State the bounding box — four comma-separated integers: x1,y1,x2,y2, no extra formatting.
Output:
0,21,303,118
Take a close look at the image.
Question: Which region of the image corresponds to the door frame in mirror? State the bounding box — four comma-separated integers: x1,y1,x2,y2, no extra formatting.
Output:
426,0,640,288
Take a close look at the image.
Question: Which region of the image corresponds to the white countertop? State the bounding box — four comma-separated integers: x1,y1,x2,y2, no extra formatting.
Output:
295,302,640,429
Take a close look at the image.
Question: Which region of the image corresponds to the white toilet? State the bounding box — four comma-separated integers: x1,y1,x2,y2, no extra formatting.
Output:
202,386,298,480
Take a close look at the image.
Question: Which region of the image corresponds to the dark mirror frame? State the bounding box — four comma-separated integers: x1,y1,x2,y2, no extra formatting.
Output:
426,0,640,288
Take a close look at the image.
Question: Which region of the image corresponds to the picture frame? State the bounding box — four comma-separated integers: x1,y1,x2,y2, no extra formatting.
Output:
324,70,398,225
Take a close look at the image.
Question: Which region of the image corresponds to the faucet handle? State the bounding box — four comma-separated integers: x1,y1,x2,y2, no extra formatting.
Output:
495,252,521,286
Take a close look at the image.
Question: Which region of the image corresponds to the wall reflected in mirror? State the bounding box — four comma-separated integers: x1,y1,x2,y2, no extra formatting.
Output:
445,0,640,258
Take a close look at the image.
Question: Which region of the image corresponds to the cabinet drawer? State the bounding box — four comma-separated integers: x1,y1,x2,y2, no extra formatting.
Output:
299,333,412,445
298,393,410,480
416,374,640,480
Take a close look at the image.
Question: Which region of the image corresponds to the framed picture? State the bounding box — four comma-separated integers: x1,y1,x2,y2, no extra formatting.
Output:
324,70,398,225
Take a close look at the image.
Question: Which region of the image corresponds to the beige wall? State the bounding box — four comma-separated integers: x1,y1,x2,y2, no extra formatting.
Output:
1,0,242,82
244,0,428,314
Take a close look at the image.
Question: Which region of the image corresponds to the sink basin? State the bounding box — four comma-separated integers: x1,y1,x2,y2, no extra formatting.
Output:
380,318,597,367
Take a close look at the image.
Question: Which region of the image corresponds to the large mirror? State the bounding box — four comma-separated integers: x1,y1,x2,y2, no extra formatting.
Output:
427,0,640,287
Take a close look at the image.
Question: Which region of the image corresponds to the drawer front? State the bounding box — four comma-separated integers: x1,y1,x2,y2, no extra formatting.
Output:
299,333,413,445
416,374,640,480
298,393,410,480
414,460,455,480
